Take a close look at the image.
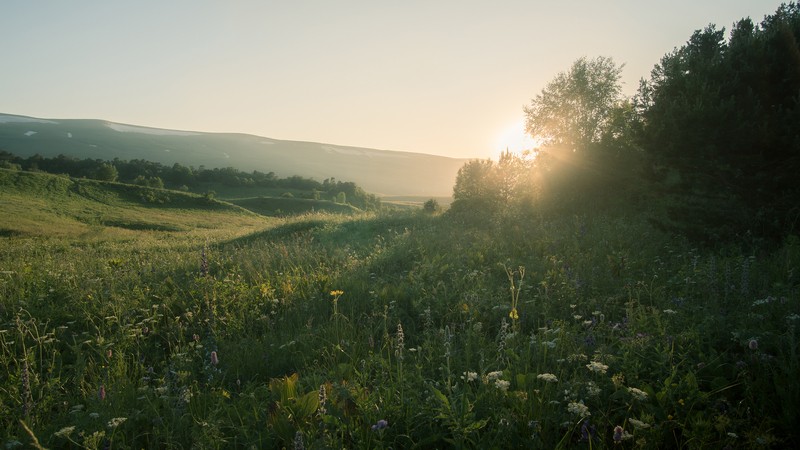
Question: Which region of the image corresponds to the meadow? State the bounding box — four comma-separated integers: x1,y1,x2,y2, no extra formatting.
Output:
1,168,798,448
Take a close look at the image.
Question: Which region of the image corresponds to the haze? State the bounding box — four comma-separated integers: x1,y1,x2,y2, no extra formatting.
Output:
1,0,785,159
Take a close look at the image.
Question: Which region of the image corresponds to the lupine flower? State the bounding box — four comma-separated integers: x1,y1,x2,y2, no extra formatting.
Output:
581,420,596,441
371,419,389,431
318,384,327,416
293,430,305,450
395,322,405,358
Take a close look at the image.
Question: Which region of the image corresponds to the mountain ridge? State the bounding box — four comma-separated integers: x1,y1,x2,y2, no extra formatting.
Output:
0,113,469,196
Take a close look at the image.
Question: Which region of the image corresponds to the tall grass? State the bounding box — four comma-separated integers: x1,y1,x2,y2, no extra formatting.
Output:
0,208,797,448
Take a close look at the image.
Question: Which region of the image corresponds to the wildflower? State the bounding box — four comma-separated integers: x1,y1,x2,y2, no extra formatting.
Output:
567,401,591,418
461,371,479,382
107,417,127,428
495,379,511,391
330,290,344,297
613,425,633,443
293,430,305,450
585,361,608,374
89,412,100,419
628,418,650,429
628,387,648,401
613,425,623,443
486,371,504,381
371,419,389,431
210,351,219,365
585,381,601,397
567,353,588,363
581,420,596,441
728,432,738,439
537,373,558,383
663,309,677,315
318,384,327,416
98,384,106,401
509,308,519,320
748,339,758,351
395,322,405,358
54,426,76,438
20,359,32,416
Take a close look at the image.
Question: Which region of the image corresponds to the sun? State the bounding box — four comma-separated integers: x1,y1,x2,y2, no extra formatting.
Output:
494,119,538,156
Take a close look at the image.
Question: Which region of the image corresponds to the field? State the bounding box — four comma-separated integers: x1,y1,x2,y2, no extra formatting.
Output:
1,170,799,449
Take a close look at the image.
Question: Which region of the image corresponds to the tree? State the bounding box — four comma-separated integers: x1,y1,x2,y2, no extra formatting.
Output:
636,4,800,243
524,56,625,152
422,198,440,213
94,163,118,182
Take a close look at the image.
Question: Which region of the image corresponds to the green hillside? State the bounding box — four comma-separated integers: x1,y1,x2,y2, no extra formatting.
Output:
0,114,467,196
0,168,267,238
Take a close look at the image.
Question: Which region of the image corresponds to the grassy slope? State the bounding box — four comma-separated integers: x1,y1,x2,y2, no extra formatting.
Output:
1,181,798,448
0,168,267,238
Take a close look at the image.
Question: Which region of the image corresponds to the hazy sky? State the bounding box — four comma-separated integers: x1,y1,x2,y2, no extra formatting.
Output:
1,1,787,159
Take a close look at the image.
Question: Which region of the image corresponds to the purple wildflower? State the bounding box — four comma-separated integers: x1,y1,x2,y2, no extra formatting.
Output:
371,419,388,431
613,425,624,444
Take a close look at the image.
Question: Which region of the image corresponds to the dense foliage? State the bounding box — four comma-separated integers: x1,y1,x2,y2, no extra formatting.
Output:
635,4,800,243
454,3,800,246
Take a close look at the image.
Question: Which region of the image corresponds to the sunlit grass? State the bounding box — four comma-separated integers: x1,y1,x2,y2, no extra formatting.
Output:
0,197,798,448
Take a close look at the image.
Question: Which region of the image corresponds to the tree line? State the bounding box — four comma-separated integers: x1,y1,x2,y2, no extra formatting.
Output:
450,2,800,246
0,151,381,210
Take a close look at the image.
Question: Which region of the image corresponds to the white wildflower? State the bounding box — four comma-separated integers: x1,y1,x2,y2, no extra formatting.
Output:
585,361,608,374
461,371,479,382
567,401,591,418
495,379,510,391
628,418,651,429
54,426,75,438
107,417,127,428
662,309,677,315
628,387,648,401
486,371,504,381
537,373,558,383
585,381,601,397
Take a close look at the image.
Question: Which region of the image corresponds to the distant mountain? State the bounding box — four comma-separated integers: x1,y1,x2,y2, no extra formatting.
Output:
0,113,469,196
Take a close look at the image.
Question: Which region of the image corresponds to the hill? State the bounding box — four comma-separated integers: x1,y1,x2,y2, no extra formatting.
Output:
0,113,468,197
0,168,267,238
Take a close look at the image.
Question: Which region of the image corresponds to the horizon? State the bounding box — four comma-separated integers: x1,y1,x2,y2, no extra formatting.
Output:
1,1,787,160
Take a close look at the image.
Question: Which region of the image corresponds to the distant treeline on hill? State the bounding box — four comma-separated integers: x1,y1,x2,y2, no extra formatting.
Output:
0,150,381,210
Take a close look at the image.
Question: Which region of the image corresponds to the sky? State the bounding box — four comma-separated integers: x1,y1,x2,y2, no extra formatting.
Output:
1,0,788,160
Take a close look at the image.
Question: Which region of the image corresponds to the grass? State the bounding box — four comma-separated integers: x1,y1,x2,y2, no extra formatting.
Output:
0,176,798,448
